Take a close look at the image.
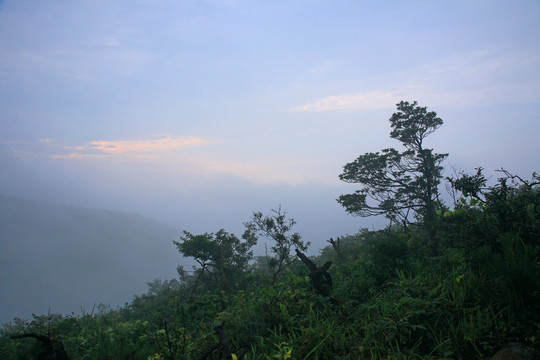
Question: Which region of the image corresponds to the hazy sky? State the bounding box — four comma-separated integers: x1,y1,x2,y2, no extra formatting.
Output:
1,0,540,250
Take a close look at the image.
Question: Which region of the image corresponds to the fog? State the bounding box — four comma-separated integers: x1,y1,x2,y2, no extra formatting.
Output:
0,195,182,323
0,158,375,324
1,0,540,324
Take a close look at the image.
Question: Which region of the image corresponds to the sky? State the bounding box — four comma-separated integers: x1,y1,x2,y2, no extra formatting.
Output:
1,0,540,252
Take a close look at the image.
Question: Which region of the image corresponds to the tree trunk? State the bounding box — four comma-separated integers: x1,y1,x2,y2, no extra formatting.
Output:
295,249,334,299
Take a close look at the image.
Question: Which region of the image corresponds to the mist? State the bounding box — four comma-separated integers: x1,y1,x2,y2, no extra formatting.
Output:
1,0,539,327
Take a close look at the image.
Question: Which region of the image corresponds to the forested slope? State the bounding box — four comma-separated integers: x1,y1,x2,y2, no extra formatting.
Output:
1,102,539,359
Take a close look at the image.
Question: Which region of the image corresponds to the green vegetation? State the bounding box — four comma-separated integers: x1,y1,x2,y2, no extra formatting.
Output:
2,102,539,359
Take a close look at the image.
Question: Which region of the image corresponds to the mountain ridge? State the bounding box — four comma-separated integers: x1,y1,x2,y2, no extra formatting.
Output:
0,195,186,323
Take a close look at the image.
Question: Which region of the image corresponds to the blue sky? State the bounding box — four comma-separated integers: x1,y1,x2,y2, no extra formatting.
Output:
1,0,540,251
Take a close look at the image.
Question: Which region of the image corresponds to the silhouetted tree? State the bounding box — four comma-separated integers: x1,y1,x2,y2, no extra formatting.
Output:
244,206,309,284
174,229,256,309
338,101,447,252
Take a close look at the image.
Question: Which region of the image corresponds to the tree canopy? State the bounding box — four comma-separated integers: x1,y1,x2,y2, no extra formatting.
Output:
173,229,256,304
338,101,448,247
244,206,309,284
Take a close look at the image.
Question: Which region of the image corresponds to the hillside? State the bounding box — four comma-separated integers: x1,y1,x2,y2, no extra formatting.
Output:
1,170,539,359
0,195,185,323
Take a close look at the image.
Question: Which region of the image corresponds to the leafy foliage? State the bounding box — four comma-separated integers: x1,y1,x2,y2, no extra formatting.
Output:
3,185,539,360
2,102,539,359
174,229,256,300
244,206,310,285
338,101,448,253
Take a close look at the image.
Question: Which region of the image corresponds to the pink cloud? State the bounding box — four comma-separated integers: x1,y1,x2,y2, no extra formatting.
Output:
49,152,110,159
89,136,207,154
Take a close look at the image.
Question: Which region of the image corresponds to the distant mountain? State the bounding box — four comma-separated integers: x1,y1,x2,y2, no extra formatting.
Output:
0,195,186,324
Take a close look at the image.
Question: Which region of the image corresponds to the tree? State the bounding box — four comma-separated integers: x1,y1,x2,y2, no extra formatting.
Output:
447,167,540,247
173,229,256,308
338,101,448,250
244,206,310,284
295,249,334,300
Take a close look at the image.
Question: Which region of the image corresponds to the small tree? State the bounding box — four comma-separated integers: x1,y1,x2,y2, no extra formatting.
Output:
446,167,488,206
338,101,448,251
244,206,310,284
174,229,256,308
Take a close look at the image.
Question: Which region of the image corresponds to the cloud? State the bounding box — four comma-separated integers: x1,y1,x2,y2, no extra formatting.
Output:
4,136,338,186
89,137,208,155
54,137,320,185
6,136,208,161
291,49,540,112
49,152,110,160
291,90,402,112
